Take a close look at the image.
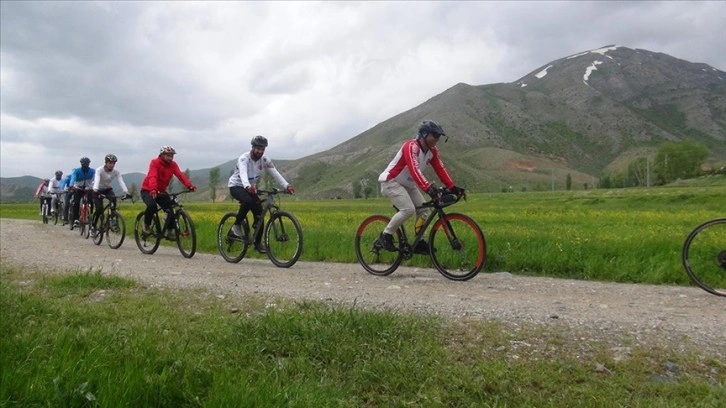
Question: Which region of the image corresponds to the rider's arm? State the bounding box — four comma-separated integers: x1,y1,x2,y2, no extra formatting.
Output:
116,172,129,195
403,140,434,191
171,162,193,189
428,147,455,189
92,167,102,191
238,154,253,189
263,157,290,188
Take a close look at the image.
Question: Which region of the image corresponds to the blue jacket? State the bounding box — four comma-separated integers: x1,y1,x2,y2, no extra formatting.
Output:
69,166,95,189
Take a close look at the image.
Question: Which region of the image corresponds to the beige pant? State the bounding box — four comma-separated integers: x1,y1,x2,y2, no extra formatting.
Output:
380,180,429,235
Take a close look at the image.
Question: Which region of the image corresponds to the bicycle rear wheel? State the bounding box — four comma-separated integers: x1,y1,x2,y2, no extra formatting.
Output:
682,218,726,297
265,211,303,268
106,212,126,249
134,212,161,254
355,215,403,276
217,212,249,263
92,213,105,245
430,213,486,281
175,209,196,258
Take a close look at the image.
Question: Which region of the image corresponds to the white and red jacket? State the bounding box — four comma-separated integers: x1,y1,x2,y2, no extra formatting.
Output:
378,138,454,191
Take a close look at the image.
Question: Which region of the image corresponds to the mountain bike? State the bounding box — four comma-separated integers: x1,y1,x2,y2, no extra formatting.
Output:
681,218,726,297
355,188,486,281
133,190,197,258
72,188,94,239
91,193,133,249
217,188,303,268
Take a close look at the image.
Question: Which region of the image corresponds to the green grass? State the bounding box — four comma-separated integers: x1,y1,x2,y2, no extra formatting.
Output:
2,266,723,407
2,180,725,286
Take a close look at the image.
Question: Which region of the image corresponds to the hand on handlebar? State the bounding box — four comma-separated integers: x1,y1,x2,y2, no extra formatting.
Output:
285,185,295,194
246,185,257,194
150,190,158,199
426,184,441,201
450,186,466,198
188,185,197,192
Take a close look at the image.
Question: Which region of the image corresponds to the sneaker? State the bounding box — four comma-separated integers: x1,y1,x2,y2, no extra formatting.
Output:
231,224,243,237
142,224,151,235
254,243,267,254
73,220,80,227
413,240,431,255
378,232,397,252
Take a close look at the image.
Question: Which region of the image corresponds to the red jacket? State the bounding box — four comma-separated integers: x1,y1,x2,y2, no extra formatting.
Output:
141,157,193,193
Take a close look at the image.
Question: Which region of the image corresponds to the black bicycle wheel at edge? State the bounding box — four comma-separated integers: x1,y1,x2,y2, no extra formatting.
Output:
134,211,160,254
429,213,486,281
354,215,403,276
106,212,126,249
175,209,196,258
217,212,249,263
53,206,60,225
92,213,105,245
265,211,303,268
682,218,726,297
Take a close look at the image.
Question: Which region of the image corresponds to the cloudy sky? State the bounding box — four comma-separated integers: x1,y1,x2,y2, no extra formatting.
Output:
1,1,724,178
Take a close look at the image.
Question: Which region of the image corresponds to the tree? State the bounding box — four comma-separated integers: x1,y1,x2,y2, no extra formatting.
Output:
565,173,572,191
653,140,709,184
352,180,362,198
209,167,220,202
627,157,650,187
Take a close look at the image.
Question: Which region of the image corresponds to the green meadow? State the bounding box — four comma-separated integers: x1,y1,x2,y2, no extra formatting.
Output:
2,180,724,286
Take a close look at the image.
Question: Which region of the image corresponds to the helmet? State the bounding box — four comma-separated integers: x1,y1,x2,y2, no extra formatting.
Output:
251,135,268,147
80,157,91,165
43,178,50,184
105,154,118,163
55,170,63,177
160,145,176,155
417,120,446,138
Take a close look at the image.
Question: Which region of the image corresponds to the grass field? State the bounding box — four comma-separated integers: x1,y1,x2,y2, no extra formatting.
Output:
1,179,724,287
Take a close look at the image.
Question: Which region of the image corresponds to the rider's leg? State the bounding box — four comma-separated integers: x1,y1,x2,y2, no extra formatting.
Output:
140,190,158,232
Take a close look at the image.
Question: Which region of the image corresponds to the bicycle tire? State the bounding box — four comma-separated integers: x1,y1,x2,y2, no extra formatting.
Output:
106,212,126,249
217,212,249,263
355,215,403,276
682,218,726,297
42,201,49,224
52,202,60,225
134,211,160,254
92,213,105,245
429,213,486,281
175,209,196,258
265,211,303,268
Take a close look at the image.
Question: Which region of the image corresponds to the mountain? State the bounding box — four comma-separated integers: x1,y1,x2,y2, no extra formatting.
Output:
2,45,724,202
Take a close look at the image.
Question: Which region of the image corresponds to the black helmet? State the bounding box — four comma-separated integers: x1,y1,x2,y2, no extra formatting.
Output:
80,157,91,165
105,154,118,163
251,135,268,147
55,170,63,177
417,120,446,138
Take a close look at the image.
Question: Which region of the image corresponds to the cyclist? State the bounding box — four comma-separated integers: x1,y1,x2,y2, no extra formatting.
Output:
376,120,465,254
47,170,64,218
140,145,197,236
59,172,72,224
91,154,130,236
227,135,295,253
33,179,51,217
69,157,96,229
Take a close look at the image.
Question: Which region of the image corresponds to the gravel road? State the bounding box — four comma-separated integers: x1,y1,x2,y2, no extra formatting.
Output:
1,218,723,357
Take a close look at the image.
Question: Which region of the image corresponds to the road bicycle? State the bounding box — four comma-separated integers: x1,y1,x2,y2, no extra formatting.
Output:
681,218,726,297
91,193,133,249
40,197,51,224
71,188,94,239
133,190,197,258
355,188,486,281
217,188,303,268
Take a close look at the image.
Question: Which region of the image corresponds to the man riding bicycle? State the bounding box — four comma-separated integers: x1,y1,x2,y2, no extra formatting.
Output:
227,135,295,253
377,120,465,254
69,157,96,229
48,170,64,219
91,154,131,235
33,179,51,217
140,145,197,236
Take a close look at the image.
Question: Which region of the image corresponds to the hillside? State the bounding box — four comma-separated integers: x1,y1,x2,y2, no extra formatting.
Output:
2,45,724,202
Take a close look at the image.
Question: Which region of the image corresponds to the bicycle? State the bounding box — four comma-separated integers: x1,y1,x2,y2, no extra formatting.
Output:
71,188,94,239
217,188,303,268
681,218,726,297
355,188,486,281
133,190,197,258
91,193,133,249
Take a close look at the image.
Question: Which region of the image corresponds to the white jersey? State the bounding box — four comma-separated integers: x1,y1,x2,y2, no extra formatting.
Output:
47,177,63,194
93,165,128,193
228,152,289,189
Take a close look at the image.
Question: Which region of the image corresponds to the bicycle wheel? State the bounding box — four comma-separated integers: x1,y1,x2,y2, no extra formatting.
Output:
42,201,49,224
175,209,196,258
106,212,126,249
429,213,486,281
134,212,160,255
52,203,60,225
217,212,249,263
682,218,726,297
80,205,90,239
92,213,105,245
355,215,403,276
265,211,303,268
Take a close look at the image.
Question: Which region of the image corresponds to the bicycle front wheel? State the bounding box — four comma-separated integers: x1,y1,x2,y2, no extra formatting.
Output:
217,212,249,263
265,211,303,268
175,209,196,258
53,204,60,225
682,218,726,297
355,215,403,276
80,205,90,239
92,213,105,245
106,212,126,249
134,212,160,254
430,213,486,281
42,202,49,224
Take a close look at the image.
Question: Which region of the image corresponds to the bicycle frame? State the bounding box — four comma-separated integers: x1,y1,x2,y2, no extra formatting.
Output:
395,193,462,259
